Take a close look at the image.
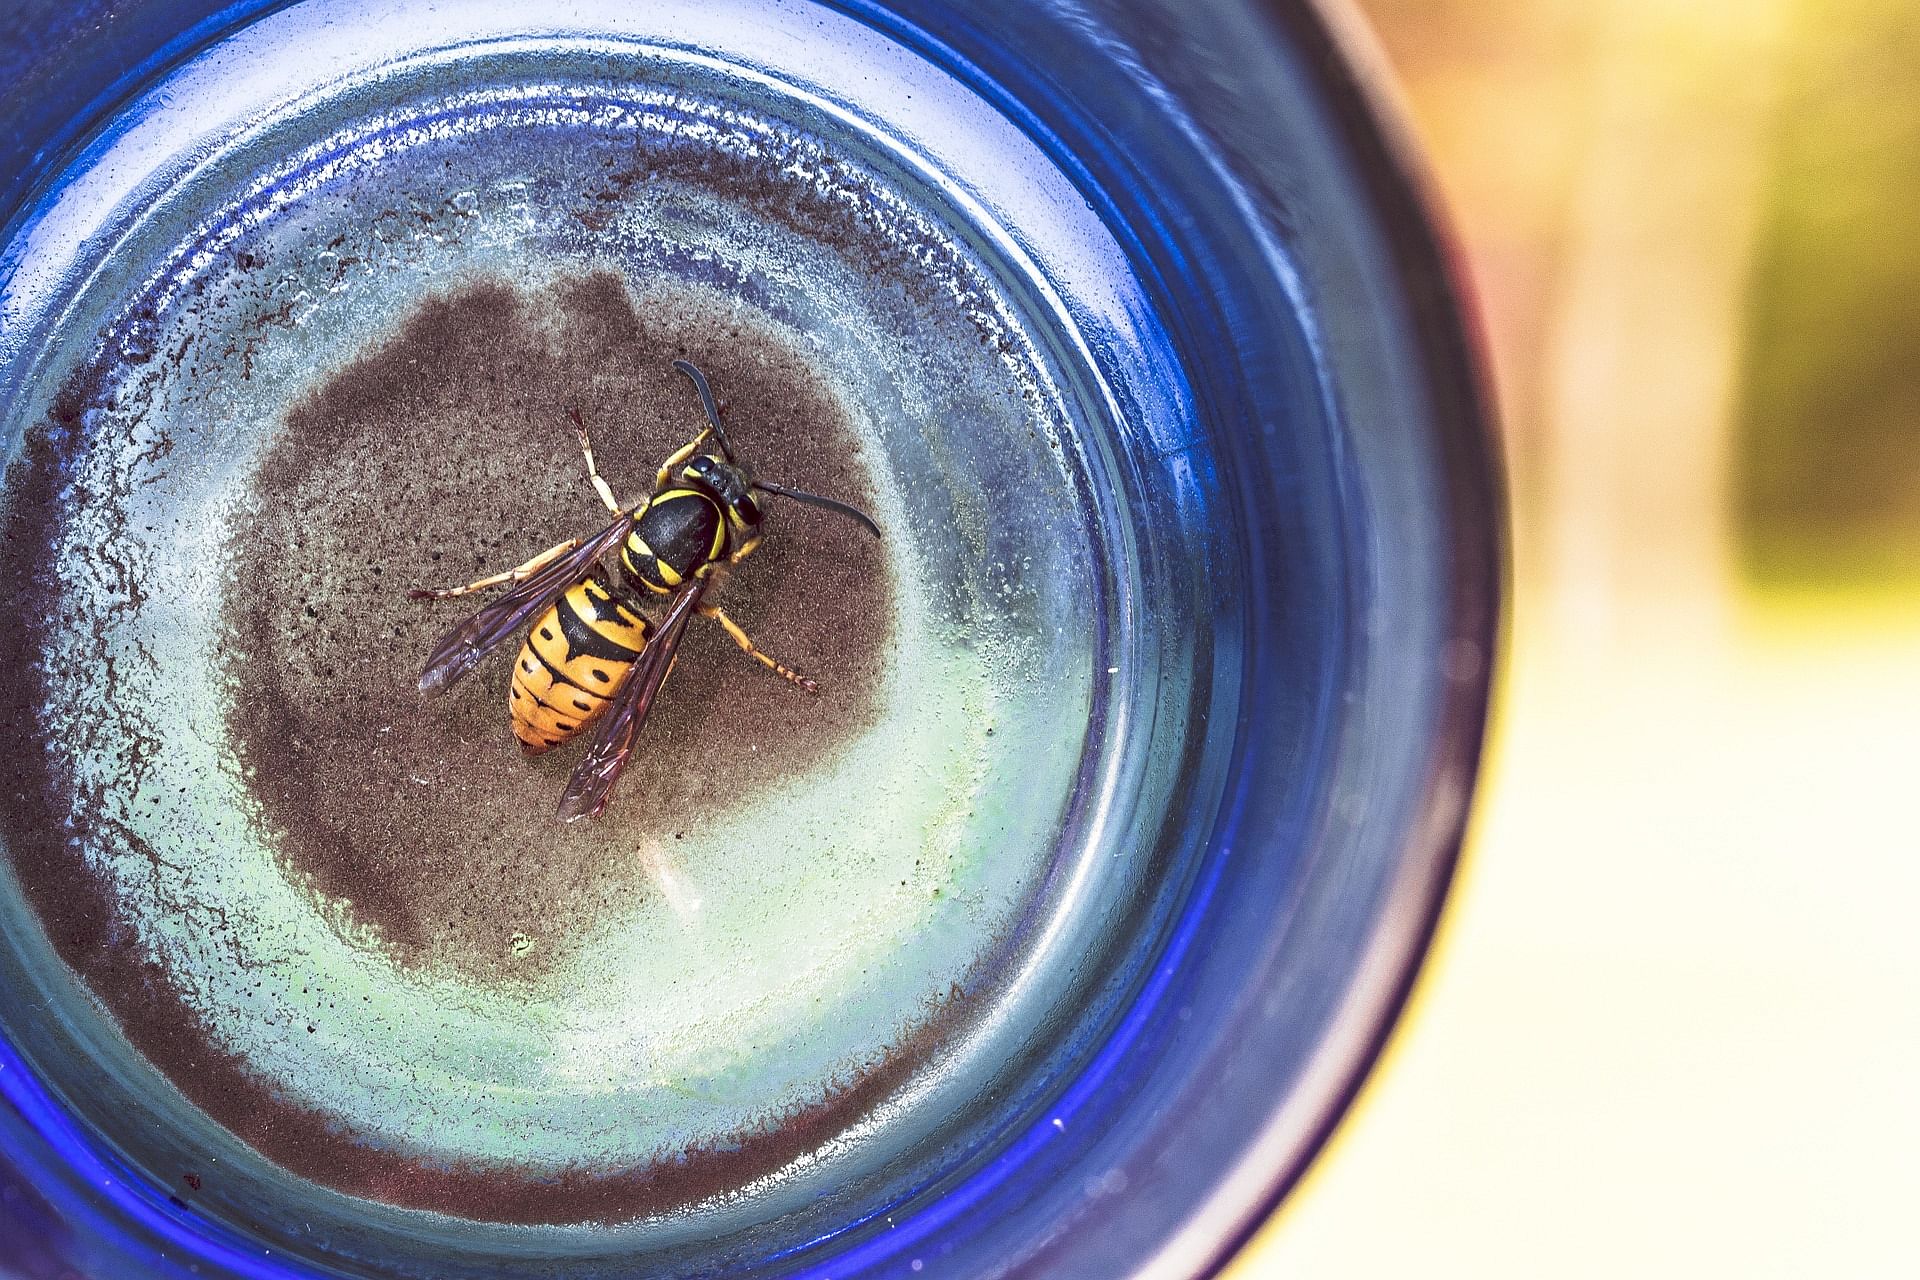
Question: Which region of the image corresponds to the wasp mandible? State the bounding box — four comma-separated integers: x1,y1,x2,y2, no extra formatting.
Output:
409,359,882,822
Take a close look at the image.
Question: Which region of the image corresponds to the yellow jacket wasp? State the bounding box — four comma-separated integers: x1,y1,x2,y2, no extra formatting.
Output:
410,359,882,822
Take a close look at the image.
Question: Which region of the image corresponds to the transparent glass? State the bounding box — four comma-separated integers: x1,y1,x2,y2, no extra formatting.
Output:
0,1,1500,1277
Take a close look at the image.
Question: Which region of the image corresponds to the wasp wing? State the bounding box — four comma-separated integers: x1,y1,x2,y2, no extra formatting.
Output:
418,512,633,696
555,574,708,823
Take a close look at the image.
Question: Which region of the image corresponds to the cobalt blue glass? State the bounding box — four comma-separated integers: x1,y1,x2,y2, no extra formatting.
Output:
0,0,1500,1277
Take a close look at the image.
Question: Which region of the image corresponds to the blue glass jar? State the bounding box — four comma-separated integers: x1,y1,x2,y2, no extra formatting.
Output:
0,1,1500,1276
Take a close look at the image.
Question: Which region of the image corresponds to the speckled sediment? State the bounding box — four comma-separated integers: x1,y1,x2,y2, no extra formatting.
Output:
0,75,1099,1225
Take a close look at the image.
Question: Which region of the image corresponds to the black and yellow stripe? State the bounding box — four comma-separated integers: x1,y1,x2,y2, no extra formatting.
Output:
621,488,724,594
508,578,651,753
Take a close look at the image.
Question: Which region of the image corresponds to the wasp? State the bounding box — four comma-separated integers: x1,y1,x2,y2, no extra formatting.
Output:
409,359,882,822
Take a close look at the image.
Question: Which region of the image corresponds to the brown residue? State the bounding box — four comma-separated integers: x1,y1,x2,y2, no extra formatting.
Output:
224,272,894,985
0,273,945,1227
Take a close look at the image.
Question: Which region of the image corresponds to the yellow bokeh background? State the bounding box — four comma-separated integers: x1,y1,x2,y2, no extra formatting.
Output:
1232,1,1920,1274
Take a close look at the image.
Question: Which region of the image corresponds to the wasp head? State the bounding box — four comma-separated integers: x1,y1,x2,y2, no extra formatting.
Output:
682,452,763,528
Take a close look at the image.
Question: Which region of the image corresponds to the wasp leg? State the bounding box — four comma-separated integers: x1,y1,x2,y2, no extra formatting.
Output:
728,534,763,565
566,407,623,514
407,535,581,600
654,428,713,491
699,605,818,694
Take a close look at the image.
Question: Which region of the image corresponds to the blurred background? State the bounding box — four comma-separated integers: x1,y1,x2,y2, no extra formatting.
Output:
1233,0,1920,1274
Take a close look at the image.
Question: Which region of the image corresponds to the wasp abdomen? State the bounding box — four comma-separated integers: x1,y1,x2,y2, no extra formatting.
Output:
509,578,651,754
622,488,724,594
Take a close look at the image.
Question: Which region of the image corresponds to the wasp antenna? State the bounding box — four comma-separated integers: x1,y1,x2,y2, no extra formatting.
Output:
752,480,882,539
672,359,735,461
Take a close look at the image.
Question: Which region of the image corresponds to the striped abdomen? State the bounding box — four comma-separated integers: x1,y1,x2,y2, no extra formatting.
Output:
509,578,652,754
621,487,724,594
